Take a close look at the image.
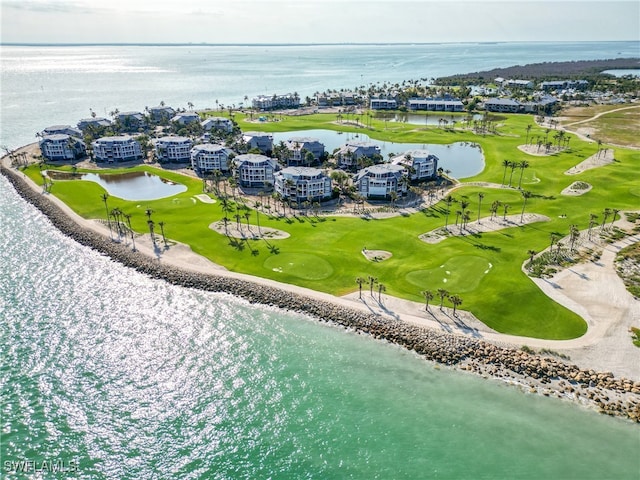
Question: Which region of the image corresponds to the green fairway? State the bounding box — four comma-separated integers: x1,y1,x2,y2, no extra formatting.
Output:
24,111,639,340
406,255,493,293
263,253,334,280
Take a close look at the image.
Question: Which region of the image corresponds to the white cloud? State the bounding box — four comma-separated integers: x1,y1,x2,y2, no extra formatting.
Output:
1,0,638,43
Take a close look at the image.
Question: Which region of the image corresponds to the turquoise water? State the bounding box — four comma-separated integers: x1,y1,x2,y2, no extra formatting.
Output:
1,180,638,479
2,43,640,479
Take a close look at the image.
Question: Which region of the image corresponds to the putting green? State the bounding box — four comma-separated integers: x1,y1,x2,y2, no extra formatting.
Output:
263,253,334,280
405,255,493,293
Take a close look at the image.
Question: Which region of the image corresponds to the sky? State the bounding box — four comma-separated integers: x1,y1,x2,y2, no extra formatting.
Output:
1,0,639,44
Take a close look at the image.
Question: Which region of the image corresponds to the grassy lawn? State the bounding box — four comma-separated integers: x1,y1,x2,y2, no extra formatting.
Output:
558,104,640,147
23,112,640,340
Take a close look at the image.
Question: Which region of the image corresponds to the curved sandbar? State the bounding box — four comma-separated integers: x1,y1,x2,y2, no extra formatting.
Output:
2,162,639,421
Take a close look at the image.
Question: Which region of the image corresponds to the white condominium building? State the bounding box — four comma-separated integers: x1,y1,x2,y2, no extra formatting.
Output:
155,136,193,163
39,134,86,161
92,136,142,162
235,154,277,188
190,143,235,173
274,167,332,202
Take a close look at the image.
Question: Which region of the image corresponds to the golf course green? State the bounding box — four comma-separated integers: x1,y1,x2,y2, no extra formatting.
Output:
23,111,640,340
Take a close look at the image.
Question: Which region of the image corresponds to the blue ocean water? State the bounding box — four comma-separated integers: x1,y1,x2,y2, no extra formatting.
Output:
1,43,639,479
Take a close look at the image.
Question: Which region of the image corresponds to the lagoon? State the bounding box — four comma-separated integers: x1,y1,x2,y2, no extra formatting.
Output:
272,129,485,178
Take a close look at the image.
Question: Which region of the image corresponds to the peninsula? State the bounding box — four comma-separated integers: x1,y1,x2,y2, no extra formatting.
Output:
3,68,639,421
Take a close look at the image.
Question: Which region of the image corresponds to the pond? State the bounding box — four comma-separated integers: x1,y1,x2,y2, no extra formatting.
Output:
47,170,187,201
271,129,484,179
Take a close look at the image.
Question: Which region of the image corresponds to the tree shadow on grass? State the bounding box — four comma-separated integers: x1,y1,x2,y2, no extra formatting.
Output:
263,238,280,255
457,233,502,252
228,238,245,251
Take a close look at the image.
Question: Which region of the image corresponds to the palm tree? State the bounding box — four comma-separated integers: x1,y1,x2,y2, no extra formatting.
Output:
443,195,454,230
477,192,484,223
222,216,230,236
437,288,449,310
111,207,123,237
254,202,262,235
421,290,434,312
507,161,518,187
368,276,378,296
243,211,251,233
147,219,156,245
462,211,471,230
520,190,531,223
450,295,462,316
356,277,365,299
610,208,620,228
101,193,112,236
587,213,598,240
527,249,536,268
501,160,511,186
123,213,136,251
389,190,398,209
549,232,560,252
569,224,580,252
356,277,366,298
503,203,510,220
158,221,168,248
517,160,529,189
455,209,462,228
601,208,612,230
377,283,386,303
145,208,153,221
490,200,500,220
525,124,532,144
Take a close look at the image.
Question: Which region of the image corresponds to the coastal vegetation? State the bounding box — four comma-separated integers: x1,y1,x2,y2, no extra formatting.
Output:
18,107,640,341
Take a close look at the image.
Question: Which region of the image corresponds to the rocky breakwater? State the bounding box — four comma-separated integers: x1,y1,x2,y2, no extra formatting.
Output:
2,164,639,423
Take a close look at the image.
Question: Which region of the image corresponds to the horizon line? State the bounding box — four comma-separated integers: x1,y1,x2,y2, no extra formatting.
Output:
2,40,639,48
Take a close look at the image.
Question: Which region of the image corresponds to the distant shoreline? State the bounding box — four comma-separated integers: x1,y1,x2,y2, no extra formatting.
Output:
2,40,639,48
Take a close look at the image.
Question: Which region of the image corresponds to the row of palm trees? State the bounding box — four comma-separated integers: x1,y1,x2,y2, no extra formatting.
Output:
500,159,530,189
355,275,386,303
354,276,464,317
101,194,168,250
442,190,532,232
526,207,622,272
420,289,464,316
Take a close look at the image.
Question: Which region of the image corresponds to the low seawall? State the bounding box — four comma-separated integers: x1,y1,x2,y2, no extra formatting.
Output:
2,164,639,422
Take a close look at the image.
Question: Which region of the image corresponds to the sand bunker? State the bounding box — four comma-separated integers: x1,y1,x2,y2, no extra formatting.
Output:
362,248,392,262
517,144,565,156
210,221,290,240
561,181,593,196
565,149,614,175
194,194,216,204
420,213,549,244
